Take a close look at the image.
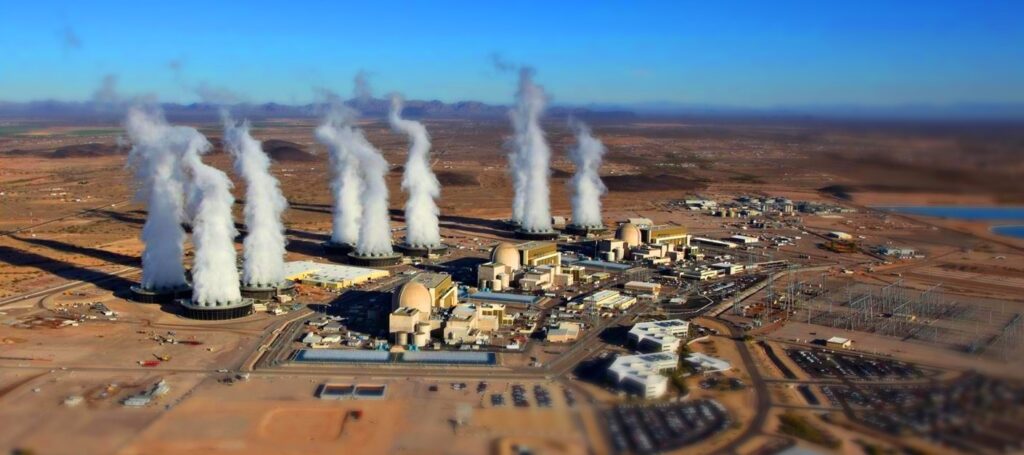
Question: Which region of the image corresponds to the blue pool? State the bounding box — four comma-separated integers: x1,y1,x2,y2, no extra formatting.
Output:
878,206,1024,239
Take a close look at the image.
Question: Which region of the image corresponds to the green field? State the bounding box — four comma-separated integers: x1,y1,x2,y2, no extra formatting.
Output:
0,125,33,137
66,128,123,137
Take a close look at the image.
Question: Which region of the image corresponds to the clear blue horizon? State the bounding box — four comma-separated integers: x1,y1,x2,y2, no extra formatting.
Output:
1,0,1022,108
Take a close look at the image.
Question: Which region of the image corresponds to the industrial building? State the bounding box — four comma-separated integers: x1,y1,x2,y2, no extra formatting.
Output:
877,246,917,258
597,238,627,261
546,321,581,342
477,241,574,292
465,291,540,307
570,290,636,311
443,303,507,345
730,234,759,244
607,352,678,398
678,266,720,281
624,217,654,227
628,319,689,352
407,272,458,309
640,224,690,247
388,272,458,346
827,336,853,349
828,231,853,240
710,262,745,275
692,237,738,249
518,241,561,267
283,261,390,290
624,281,662,297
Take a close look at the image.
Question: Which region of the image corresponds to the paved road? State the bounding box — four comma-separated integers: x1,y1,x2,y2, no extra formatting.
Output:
0,267,138,308
714,321,772,454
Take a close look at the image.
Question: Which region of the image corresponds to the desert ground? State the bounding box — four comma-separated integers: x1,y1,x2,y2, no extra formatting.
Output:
1,116,1023,454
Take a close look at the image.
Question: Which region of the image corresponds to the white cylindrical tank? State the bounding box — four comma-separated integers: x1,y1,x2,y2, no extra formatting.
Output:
413,332,429,347
415,322,431,335
491,279,503,292
396,331,409,346
614,247,624,261
604,251,615,261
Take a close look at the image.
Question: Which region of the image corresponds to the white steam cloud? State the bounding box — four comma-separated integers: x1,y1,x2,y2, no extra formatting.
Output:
125,108,188,291
179,126,241,306
223,114,288,287
389,94,441,248
508,68,552,232
567,119,607,228
316,108,362,246
350,125,394,256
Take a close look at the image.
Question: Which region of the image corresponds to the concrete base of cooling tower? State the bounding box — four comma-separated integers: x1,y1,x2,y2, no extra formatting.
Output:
564,224,608,237
239,280,297,301
513,228,560,241
322,241,355,256
395,243,449,258
129,284,192,304
346,252,404,267
177,298,255,320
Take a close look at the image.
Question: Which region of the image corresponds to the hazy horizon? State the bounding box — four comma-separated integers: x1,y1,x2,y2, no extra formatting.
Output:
2,0,1022,115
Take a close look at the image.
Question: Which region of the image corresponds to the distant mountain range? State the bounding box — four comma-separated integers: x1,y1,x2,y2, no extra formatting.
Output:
0,98,635,122
1,98,1022,122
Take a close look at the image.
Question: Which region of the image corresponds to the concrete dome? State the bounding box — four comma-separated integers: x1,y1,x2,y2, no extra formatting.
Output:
490,242,521,270
392,280,432,314
616,223,642,248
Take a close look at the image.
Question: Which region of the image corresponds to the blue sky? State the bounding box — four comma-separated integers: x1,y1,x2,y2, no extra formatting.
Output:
1,0,1022,107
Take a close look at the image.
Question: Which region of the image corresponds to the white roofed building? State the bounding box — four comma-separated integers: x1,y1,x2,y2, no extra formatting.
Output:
628,319,689,353
607,352,678,398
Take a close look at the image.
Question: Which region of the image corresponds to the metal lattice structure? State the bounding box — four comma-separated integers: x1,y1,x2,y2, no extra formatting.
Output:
793,278,1023,360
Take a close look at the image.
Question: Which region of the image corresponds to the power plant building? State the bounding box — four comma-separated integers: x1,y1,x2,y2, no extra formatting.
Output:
388,272,458,345
283,261,390,291
443,303,507,345
640,224,690,247
517,241,561,267
570,290,636,311
477,241,573,292
624,281,662,297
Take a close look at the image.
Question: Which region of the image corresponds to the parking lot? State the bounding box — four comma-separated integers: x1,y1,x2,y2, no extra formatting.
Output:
603,400,730,454
823,373,1024,453
785,348,925,380
484,383,568,409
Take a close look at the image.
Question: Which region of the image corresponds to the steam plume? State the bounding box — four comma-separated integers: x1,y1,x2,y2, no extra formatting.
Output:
350,125,394,256
389,94,441,248
179,126,242,305
353,70,373,103
223,113,288,287
315,107,362,246
508,68,552,232
567,119,607,228
125,108,188,291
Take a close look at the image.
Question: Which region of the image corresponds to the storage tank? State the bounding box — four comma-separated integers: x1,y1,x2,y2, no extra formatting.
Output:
415,322,431,335
396,331,409,346
604,251,615,261
413,332,429,347
491,279,504,292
